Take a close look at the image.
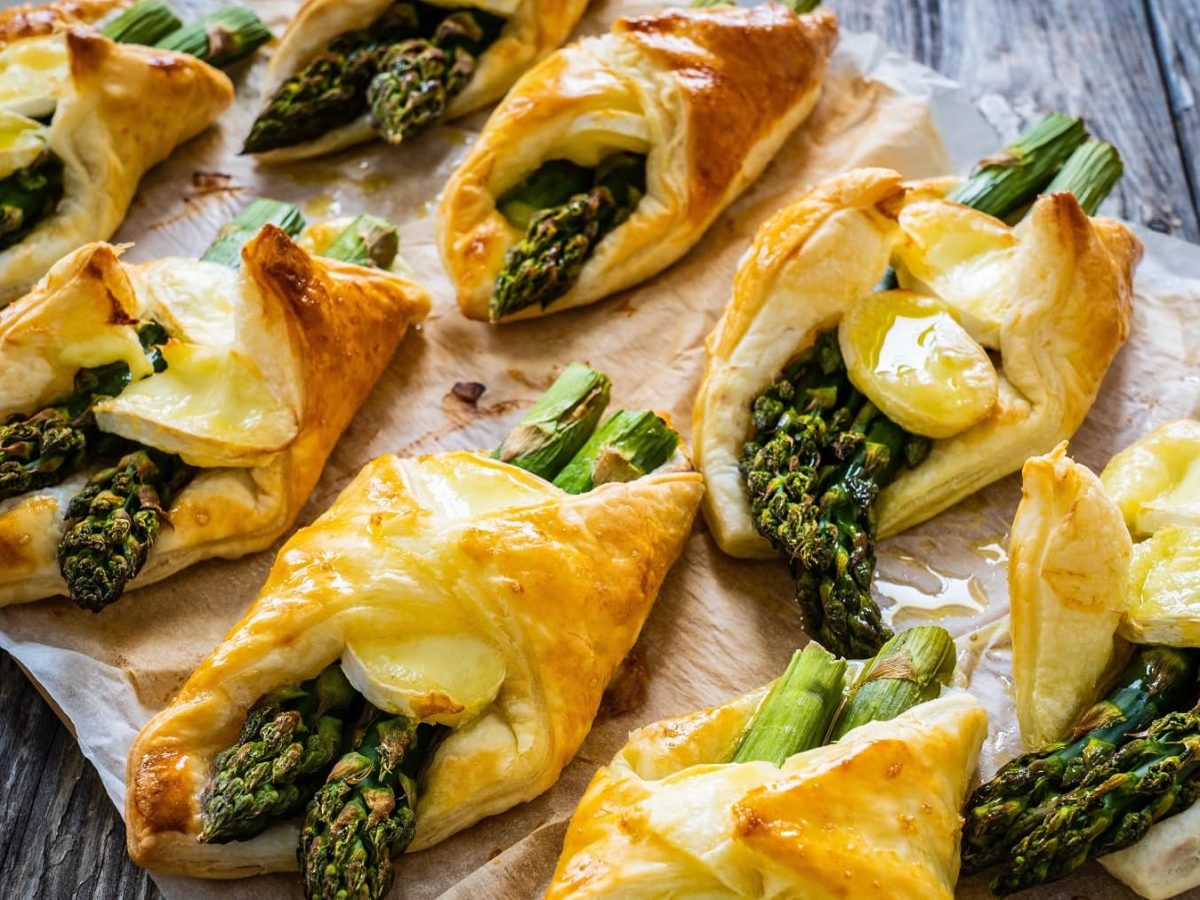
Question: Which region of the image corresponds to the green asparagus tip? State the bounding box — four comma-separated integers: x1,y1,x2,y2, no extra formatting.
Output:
947,112,1088,221
495,364,612,482
496,160,593,232
321,214,400,269
201,198,306,268
155,4,271,68
829,625,955,741
1042,139,1123,216
551,409,679,495
731,643,847,766
101,0,183,45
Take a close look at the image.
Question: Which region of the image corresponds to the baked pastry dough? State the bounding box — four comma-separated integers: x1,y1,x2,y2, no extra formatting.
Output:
255,0,589,163
125,448,703,876
694,167,1141,559
0,224,430,606
546,691,987,898
0,3,234,303
437,4,839,322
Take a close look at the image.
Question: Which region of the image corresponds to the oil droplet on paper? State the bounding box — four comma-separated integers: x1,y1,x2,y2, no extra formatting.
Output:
876,550,989,623
304,194,334,217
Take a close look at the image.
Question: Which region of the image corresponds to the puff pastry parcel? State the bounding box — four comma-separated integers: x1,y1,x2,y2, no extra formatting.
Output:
0,224,430,607
437,4,839,322
547,690,987,898
0,2,234,303
245,0,589,162
125,447,703,877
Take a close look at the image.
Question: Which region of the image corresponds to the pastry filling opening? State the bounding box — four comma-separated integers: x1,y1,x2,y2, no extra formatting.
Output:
243,1,508,154
489,151,647,320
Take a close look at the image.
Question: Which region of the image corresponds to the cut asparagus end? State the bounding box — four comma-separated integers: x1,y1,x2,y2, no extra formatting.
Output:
495,364,612,481
101,0,183,45
201,198,306,268
829,625,955,740
947,113,1088,220
731,643,847,766
321,214,400,269
155,5,271,68
497,160,594,232
552,409,679,494
1042,139,1123,215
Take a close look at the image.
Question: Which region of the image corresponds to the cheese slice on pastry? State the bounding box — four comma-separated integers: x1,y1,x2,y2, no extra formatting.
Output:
252,0,589,163
0,225,431,606
694,167,1141,559
546,691,987,898
125,448,704,877
437,4,839,322
0,4,234,303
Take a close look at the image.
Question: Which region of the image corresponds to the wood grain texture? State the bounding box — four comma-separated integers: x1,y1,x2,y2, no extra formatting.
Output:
1,1,1198,899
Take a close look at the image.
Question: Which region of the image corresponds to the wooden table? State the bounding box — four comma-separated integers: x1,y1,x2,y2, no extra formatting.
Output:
1,0,1197,897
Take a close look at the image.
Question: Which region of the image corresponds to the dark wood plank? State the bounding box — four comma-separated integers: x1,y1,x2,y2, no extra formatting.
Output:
827,0,1200,241
1145,0,1200,225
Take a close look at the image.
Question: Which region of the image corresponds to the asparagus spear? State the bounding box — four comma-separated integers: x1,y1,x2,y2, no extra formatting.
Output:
300,706,436,900
201,198,306,267
1044,139,1124,215
994,705,1200,895
200,665,359,843
321,214,399,269
496,161,594,231
961,646,1198,873
154,5,270,68
0,153,63,252
495,364,611,481
490,152,646,321
57,447,196,611
829,624,956,740
730,643,846,765
552,409,679,494
100,0,183,45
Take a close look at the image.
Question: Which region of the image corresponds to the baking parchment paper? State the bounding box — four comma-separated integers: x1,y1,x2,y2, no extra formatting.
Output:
1,1,1197,897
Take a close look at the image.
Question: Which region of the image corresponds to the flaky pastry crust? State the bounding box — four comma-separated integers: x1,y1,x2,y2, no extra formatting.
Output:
125,449,703,877
437,4,839,322
546,691,987,898
0,225,431,606
694,167,1141,558
0,7,234,302
253,0,589,163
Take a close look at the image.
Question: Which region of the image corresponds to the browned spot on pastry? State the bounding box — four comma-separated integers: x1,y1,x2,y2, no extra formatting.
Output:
732,802,768,837
413,690,466,719
133,749,196,834
0,0,119,45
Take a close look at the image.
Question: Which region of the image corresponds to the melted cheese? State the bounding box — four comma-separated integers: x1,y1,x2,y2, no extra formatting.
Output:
554,109,652,166
1120,526,1200,646
0,34,68,120
129,258,241,349
1101,419,1200,538
0,110,49,179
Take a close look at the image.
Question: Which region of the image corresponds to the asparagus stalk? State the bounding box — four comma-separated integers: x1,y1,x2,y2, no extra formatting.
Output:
321,214,399,269
200,665,359,843
552,409,679,494
201,198,306,267
154,5,270,68
946,113,1087,220
829,625,956,740
1043,139,1124,215
962,646,1198,873
0,153,63,253
491,152,646,321
495,364,611,481
730,643,847,765
994,705,1200,895
100,0,183,45
57,447,196,610
300,707,435,900
496,161,593,232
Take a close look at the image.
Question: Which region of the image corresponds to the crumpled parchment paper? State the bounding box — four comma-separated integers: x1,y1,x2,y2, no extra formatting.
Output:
1,1,1198,897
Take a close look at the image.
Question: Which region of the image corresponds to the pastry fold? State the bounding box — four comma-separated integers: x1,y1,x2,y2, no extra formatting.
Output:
0,225,431,605
0,5,234,302
694,167,1141,559
125,449,703,877
257,0,589,163
546,690,987,898
437,4,838,321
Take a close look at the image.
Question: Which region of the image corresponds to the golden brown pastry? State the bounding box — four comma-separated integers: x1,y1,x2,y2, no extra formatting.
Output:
0,224,430,607
0,2,234,303
125,447,703,877
546,690,987,898
437,4,839,322
249,0,589,162
695,167,1141,560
